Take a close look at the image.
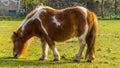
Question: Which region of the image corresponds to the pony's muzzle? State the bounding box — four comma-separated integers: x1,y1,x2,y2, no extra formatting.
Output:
14,54,18,58
13,52,19,58
13,53,24,58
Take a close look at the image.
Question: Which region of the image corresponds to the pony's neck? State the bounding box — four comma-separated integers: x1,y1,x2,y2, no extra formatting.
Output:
17,28,34,43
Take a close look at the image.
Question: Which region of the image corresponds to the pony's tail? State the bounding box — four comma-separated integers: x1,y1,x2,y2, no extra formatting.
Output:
85,12,98,61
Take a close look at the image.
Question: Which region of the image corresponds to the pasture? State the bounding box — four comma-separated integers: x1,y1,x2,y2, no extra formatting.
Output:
0,20,120,68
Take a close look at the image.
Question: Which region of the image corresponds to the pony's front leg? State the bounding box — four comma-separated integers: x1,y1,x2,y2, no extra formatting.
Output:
74,38,86,62
39,40,49,60
49,44,60,61
43,36,60,61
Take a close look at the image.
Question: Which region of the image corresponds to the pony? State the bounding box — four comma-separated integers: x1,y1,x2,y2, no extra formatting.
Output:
11,6,98,62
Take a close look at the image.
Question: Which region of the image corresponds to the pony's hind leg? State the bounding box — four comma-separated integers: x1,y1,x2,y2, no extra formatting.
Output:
85,24,97,62
86,37,95,62
39,40,49,60
74,37,86,62
85,34,96,62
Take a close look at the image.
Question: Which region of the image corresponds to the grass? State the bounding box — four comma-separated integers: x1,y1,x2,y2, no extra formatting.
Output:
0,20,120,68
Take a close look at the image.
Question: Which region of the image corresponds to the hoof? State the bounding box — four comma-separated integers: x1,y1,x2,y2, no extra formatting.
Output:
39,58,44,60
39,57,47,60
54,59,59,61
86,57,95,62
73,59,80,62
86,60,92,62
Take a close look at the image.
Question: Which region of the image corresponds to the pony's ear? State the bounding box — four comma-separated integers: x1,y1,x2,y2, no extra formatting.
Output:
13,32,18,37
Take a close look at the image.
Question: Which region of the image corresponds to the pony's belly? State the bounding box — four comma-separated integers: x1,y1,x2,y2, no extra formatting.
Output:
52,32,76,42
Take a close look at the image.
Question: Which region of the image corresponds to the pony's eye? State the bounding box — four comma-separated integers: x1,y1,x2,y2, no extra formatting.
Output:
13,40,15,43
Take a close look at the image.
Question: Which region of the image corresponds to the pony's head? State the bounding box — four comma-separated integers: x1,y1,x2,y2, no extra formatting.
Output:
11,32,28,58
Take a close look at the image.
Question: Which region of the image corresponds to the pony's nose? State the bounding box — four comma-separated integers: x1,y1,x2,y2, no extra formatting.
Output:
14,54,18,58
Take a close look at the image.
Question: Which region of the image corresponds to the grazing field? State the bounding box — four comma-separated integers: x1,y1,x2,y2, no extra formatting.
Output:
0,20,120,68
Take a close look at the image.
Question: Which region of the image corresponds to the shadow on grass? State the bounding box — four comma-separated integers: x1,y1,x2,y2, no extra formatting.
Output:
0,57,86,67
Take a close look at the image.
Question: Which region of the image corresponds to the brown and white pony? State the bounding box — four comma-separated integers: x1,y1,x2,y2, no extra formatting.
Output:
11,6,98,62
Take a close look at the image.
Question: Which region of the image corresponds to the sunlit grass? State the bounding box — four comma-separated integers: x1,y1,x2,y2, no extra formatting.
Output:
0,20,120,68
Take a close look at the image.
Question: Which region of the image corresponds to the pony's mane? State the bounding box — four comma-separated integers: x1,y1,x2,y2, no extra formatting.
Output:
25,6,57,20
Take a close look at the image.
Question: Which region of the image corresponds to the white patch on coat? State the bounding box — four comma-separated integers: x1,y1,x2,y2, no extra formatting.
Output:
19,20,26,29
20,19,31,31
20,7,48,35
78,6,88,43
78,6,88,18
52,16,61,26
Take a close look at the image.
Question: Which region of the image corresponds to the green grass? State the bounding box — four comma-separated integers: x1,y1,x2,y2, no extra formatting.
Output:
0,20,120,68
